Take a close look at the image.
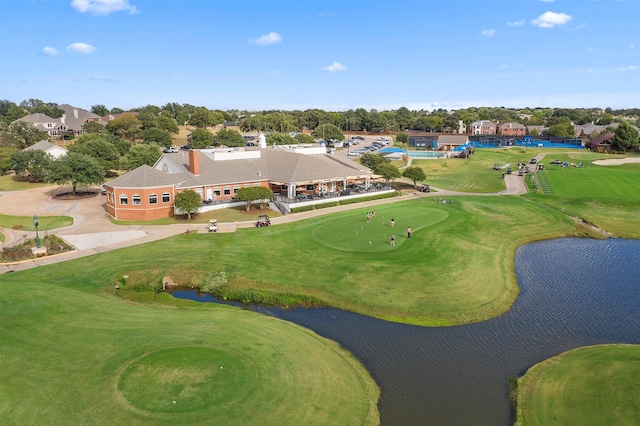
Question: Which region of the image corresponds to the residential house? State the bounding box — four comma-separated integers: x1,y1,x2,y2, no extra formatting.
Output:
23,140,67,159
469,120,497,135
15,113,68,137
496,122,526,136
589,132,614,153
11,104,100,138
105,146,376,221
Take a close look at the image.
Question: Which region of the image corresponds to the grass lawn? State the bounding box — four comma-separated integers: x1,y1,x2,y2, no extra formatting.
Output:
523,154,640,238
0,214,73,231
4,196,594,326
0,280,379,425
0,175,50,191
515,344,640,426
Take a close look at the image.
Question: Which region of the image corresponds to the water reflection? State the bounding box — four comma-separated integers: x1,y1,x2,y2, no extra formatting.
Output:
172,238,640,425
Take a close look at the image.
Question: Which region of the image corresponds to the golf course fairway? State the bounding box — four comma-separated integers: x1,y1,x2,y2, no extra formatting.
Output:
0,281,379,425
515,345,640,426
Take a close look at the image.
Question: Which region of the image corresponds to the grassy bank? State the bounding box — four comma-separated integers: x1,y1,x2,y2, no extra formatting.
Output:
0,281,379,425
0,214,73,231
0,175,50,191
2,196,593,326
515,345,640,426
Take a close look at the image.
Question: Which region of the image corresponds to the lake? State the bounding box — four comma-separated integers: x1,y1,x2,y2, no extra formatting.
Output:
172,238,640,425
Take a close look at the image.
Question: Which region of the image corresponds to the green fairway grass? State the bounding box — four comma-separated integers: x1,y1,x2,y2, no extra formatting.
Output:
0,281,379,425
0,213,73,230
1,196,592,326
0,175,50,191
524,156,640,238
515,345,640,426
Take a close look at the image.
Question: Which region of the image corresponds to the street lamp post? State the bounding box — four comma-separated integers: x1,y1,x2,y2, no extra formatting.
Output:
33,215,41,248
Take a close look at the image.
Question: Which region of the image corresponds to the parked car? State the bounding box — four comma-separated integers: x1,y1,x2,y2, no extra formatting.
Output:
208,219,218,232
550,159,562,164
529,158,537,164
181,145,191,150
164,146,179,153
506,168,512,174
100,185,106,195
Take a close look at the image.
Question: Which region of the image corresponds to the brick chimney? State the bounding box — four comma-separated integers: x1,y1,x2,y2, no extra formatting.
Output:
188,150,200,176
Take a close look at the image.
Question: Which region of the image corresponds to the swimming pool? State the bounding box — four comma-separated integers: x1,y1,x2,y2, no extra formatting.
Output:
407,151,445,158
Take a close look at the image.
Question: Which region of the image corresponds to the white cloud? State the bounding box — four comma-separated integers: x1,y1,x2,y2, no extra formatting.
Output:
630,44,636,49
250,32,283,46
531,11,572,28
322,62,346,72
507,20,525,27
540,0,555,3
481,29,496,37
71,0,138,15
42,46,59,56
618,66,638,72
66,42,97,54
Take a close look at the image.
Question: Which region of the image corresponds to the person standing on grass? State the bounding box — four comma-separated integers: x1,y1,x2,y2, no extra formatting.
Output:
390,234,396,246
390,218,395,228
407,227,412,239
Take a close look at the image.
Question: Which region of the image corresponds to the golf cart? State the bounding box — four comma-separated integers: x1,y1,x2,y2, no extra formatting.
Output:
256,214,271,227
208,219,218,233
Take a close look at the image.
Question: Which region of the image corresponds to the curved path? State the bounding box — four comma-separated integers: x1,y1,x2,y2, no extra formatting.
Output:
1,172,527,274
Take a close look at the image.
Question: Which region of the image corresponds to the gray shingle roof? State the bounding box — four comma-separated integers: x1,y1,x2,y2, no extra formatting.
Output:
437,135,469,144
111,148,373,191
24,140,57,152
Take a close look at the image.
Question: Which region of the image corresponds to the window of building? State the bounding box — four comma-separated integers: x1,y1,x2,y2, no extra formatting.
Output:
234,185,241,192
214,188,221,196
224,187,231,195
119,194,128,205
149,194,158,204
132,195,141,205
162,192,171,203
244,184,251,188
306,184,314,191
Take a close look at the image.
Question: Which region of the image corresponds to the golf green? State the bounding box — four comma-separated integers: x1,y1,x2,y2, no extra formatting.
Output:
118,346,256,415
312,207,448,251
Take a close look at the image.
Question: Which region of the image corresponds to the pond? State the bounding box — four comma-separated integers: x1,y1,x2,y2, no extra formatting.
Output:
171,238,640,425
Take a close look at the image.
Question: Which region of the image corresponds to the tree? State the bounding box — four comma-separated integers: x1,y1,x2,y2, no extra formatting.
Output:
121,143,161,170
395,132,409,147
294,133,315,144
311,123,344,141
545,117,575,138
82,121,106,134
188,107,215,128
68,138,121,173
190,128,213,149
106,114,142,141
156,115,179,135
402,167,426,188
374,163,401,186
266,133,296,145
612,121,639,152
10,149,53,182
1,121,49,148
234,186,274,212
175,190,202,219
90,105,109,116
360,152,389,170
142,127,173,147
213,128,245,147
47,152,105,195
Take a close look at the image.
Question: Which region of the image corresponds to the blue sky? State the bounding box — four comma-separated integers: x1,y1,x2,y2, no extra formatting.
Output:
1,0,639,112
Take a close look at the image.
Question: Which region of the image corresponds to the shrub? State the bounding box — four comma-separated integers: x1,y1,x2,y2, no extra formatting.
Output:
201,271,229,293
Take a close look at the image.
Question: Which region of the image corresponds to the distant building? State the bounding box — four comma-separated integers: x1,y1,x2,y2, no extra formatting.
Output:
469,120,496,135
23,140,67,159
12,104,101,138
496,122,526,136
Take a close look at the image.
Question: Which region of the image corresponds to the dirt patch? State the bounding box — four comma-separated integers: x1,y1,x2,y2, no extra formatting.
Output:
571,216,616,238
52,191,100,200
